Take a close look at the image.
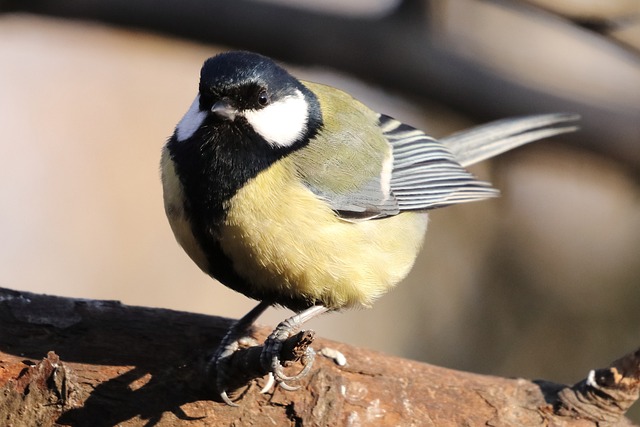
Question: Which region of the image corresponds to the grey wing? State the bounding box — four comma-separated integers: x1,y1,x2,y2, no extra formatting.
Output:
311,177,400,220
297,111,578,219
380,114,499,211
289,119,400,221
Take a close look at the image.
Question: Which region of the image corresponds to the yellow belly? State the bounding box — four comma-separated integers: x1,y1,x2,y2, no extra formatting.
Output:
219,159,429,309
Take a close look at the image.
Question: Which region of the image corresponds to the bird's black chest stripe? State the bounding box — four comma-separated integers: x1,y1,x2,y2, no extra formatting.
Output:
166,124,316,310
165,124,284,297
167,124,283,231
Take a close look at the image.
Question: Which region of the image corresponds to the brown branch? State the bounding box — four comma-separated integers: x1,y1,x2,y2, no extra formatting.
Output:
0,287,638,426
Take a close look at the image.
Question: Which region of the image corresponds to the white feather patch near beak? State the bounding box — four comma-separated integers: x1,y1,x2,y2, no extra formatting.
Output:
176,95,207,141
243,89,309,148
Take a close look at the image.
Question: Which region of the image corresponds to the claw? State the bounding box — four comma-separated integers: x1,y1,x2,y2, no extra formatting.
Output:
209,301,271,406
260,373,275,394
220,390,239,407
270,347,316,382
211,335,243,400
260,306,328,390
211,304,329,405
279,381,301,391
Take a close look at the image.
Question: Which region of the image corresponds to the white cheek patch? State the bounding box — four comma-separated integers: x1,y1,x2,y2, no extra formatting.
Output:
243,90,308,148
175,95,207,141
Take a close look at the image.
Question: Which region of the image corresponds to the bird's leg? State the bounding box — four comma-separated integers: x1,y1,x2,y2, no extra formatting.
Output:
261,305,329,390
210,301,270,406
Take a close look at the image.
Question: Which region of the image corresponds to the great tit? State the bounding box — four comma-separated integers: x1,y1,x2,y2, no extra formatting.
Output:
161,51,578,404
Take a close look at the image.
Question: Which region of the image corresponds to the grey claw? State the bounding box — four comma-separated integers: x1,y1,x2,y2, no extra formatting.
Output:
211,334,252,406
220,390,239,407
260,373,275,394
260,306,328,393
271,347,316,383
279,381,301,391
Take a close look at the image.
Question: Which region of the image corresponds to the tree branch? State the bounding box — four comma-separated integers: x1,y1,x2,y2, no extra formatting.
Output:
0,287,637,426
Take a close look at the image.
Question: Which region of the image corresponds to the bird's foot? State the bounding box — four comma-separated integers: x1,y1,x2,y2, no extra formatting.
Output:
208,301,270,406
260,318,317,391
210,333,259,406
210,304,328,405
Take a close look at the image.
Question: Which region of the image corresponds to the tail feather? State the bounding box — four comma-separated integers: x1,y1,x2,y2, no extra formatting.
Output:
442,113,580,167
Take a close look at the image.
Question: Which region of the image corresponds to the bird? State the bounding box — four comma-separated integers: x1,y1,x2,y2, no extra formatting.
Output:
160,50,578,404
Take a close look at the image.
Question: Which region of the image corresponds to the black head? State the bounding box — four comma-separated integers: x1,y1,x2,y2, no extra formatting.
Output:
166,51,324,237
174,51,322,152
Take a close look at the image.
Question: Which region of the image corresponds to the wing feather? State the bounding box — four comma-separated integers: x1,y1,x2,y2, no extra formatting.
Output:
442,113,579,167
294,82,578,219
380,115,499,211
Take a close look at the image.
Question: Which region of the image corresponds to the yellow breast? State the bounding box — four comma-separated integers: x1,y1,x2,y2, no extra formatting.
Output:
161,147,210,273
219,158,429,309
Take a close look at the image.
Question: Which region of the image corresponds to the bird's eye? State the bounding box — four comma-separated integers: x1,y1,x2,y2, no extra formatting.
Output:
257,90,269,106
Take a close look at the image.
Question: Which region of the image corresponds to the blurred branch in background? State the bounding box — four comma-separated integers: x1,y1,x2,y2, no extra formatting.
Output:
2,0,639,169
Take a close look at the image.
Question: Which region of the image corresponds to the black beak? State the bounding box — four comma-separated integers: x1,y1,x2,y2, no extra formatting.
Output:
211,100,237,121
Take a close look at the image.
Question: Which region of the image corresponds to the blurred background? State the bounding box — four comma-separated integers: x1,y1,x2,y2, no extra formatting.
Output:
1,0,639,420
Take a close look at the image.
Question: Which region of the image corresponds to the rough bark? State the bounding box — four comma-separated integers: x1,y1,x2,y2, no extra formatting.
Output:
0,287,638,426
